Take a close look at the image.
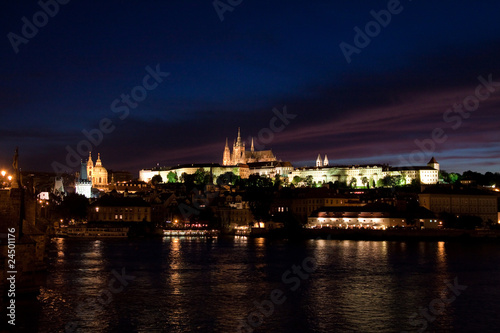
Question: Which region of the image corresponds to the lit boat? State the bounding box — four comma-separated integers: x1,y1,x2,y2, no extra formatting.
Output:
162,229,219,237
56,226,129,238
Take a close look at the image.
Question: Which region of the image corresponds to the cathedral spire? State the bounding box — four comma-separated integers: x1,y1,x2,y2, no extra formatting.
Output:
87,152,93,168
316,154,322,167
236,127,242,146
324,154,329,166
223,137,231,165
251,137,254,152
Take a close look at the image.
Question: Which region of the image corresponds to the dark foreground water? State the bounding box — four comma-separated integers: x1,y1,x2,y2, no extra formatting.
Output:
10,237,500,332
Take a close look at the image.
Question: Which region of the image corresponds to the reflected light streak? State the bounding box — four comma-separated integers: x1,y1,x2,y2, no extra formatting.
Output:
436,241,449,276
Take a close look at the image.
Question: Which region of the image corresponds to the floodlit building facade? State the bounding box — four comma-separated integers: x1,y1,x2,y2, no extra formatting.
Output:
247,161,294,178
289,165,384,187
385,157,439,185
139,163,241,183
87,152,108,189
307,204,407,229
289,157,440,187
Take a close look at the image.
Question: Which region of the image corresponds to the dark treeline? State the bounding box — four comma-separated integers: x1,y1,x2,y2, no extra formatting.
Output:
440,170,500,186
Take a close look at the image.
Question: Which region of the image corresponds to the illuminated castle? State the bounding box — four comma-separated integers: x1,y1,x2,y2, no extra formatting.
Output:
222,128,277,166
290,156,440,186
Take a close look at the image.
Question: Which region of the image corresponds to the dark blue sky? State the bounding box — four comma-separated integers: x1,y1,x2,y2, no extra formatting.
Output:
1,0,500,175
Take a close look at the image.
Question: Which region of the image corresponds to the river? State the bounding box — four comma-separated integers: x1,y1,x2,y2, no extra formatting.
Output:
11,237,500,332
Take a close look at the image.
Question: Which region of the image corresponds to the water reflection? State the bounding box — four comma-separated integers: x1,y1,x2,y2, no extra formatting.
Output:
306,240,457,332
23,238,500,332
168,237,182,295
309,241,398,331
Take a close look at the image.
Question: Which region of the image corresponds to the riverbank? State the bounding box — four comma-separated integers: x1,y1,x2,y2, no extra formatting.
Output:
261,228,500,242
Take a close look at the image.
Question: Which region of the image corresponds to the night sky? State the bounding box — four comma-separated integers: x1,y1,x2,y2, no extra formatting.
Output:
1,0,500,175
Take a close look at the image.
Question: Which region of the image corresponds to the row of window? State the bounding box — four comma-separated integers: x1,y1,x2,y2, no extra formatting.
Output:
312,218,404,223
96,207,150,213
93,213,148,220
297,199,346,205
431,206,496,213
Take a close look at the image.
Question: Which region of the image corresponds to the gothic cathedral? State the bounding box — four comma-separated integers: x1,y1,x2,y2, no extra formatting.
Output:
222,128,278,165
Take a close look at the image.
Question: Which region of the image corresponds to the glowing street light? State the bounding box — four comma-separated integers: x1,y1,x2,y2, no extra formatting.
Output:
1,170,6,177
7,176,12,181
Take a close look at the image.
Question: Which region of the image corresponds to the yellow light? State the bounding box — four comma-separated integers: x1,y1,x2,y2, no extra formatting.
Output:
7,176,12,181
1,170,5,177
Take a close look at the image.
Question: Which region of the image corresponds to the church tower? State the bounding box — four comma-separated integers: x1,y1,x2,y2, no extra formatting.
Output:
427,157,439,172
223,138,231,165
53,177,64,196
76,160,92,198
86,152,94,185
96,153,103,168
316,154,322,167
92,153,108,188
232,127,245,164
251,137,254,152
323,154,329,166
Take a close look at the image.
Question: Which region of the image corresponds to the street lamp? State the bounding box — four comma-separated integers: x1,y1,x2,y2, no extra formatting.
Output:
1,170,5,177
7,176,12,181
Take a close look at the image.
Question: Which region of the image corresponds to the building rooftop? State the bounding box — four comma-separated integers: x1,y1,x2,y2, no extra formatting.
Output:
389,166,436,171
421,186,496,196
149,163,236,171
247,161,293,168
311,202,395,214
90,195,150,207
290,187,360,199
